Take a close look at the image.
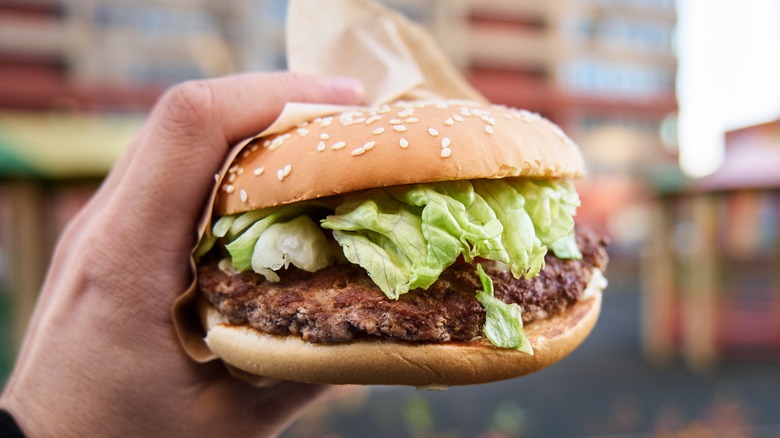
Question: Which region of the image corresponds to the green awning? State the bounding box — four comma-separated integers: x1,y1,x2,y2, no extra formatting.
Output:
0,111,145,179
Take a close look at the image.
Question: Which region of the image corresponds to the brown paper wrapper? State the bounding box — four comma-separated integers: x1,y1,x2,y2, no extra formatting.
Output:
172,0,487,377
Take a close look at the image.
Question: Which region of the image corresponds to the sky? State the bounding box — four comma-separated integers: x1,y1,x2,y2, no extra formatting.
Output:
676,0,780,177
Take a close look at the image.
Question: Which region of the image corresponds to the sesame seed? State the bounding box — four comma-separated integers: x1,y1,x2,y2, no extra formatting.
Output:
441,137,451,148
276,169,284,181
377,106,391,114
485,125,494,135
428,127,439,136
404,117,419,123
228,165,239,174
436,102,448,109
228,173,236,183
283,164,292,177
240,189,248,203
393,125,407,132
480,115,496,125
332,141,346,150
263,139,271,147
373,127,385,135
269,133,290,150
297,128,309,136
365,115,381,125
363,141,376,151
445,118,454,126
353,117,366,124
399,138,409,148
351,147,366,156
250,144,259,152
253,167,265,176
440,148,452,158
236,167,244,175
320,117,333,127
317,141,326,152
225,184,235,193
214,173,220,182
518,110,540,122
389,119,402,125
320,133,330,140
453,114,464,122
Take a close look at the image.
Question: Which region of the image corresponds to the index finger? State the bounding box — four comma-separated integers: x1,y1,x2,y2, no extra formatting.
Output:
152,72,365,147
101,72,364,254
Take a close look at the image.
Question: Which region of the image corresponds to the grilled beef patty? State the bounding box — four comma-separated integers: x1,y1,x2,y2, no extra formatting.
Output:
198,227,608,344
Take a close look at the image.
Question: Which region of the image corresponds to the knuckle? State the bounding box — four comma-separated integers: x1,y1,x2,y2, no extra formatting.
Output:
158,80,218,129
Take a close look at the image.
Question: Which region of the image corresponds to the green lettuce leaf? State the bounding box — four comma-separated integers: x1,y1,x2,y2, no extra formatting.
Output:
515,180,581,260
330,230,413,299
321,190,434,298
515,180,579,246
195,215,236,259
323,181,512,299
251,215,334,277
393,181,507,263
472,179,547,279
549,232,582,259
224,205,304,271
475,265,533,353
213,215,236,238
215,178,582,299
226,209,267,240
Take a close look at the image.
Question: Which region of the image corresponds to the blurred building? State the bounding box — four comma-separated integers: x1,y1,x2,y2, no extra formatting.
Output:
642,118,780,371
0,0,678,377
0,0,293,112
458,0,678,240
0,0,679,165
377,0,679,253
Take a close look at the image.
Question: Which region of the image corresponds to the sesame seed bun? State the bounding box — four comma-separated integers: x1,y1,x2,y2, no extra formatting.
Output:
198,98,604,387
215,100,585,216
197,276,603,387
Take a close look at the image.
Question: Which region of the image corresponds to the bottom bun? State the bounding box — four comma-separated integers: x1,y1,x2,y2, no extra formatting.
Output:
198,280,603,387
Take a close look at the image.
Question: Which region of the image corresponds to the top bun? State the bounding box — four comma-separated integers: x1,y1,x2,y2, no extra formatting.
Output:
215,100,585,216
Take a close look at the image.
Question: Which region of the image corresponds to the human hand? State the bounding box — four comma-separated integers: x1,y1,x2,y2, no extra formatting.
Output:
0,72,364,437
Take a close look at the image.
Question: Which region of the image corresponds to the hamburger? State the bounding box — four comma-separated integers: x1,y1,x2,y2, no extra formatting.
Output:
195,99,609,387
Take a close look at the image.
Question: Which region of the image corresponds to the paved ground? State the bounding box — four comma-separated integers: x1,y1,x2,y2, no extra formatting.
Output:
283,287,780,437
